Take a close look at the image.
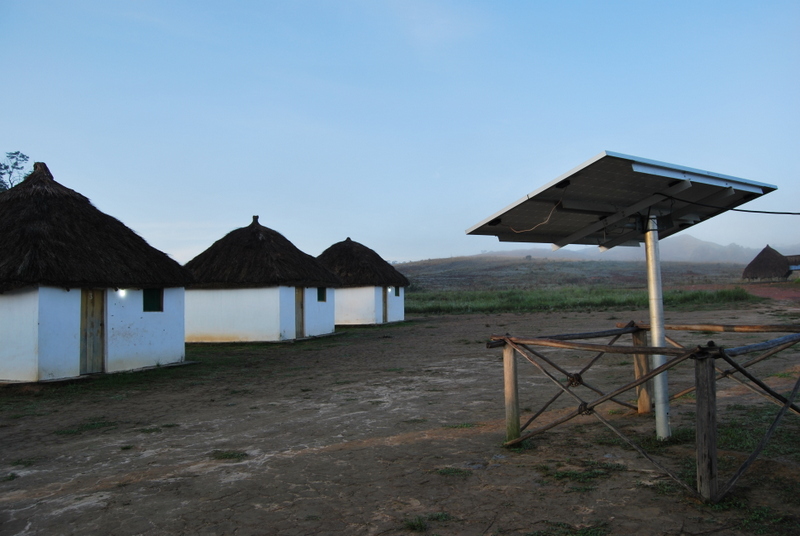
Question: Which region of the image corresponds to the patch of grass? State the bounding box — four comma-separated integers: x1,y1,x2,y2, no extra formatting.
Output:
3,473,19,481
405,287,757,315
162,423,179,428
735,506,800,535
566,485,595,493
120,445,134,451
636,479,681,496
54,419,117,435
402,418,427,424
443,422,479,429
508,438,536,452
11,458,35,467
428,512,453,522
719,403,800,462
384,367,404,372
435,467,472,477
525,520,610,536
536,460,625,483
210,450,248,461
403,516,428,532
606,409,626,415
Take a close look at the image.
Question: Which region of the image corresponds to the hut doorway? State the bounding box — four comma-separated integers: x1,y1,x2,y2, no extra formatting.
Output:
295,288,305,338
381,287,388,323
80,289,105,374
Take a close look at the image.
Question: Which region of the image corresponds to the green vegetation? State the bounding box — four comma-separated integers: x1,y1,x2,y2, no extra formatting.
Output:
210,450,248,461
403,516,428,532
526,520,610,536
54,419,117,435
536,460,626,483
718,403,800,462
442,422,479,429
435,467,472,477
405,287,757,314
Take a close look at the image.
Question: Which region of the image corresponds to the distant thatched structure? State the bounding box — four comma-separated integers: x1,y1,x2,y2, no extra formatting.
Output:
185,216,340,289
0,162,191,292
742,245,795,280
317,237,409,288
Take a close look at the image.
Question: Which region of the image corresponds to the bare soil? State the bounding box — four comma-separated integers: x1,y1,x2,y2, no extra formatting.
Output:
2,300,800,536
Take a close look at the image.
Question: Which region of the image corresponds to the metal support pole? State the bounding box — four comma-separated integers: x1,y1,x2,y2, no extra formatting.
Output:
503,344,520,442
644,215,671,439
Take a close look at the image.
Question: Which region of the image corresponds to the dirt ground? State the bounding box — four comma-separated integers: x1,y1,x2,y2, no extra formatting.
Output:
1,297,800,536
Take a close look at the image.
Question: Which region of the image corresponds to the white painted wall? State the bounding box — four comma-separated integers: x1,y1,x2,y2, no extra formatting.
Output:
0,288,40,382
1,285,186,382
106,287,185,372
302,287,336,337
37,287,81,381
334,286,380,325
278,286,296,340
333,286,405,324
386,286,405,322
185,287,284,342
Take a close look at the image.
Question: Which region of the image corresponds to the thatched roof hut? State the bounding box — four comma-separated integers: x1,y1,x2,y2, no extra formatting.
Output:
185,216,340,289
317,238,409,288
742,245,791,280
0,162,191,292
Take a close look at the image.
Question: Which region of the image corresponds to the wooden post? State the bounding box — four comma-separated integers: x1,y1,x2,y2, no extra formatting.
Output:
503,344,520,442
695,353,718,501
632,329,653,414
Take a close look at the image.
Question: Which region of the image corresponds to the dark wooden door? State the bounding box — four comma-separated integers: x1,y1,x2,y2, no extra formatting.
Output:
382,287,388,323
295,287,304,339
80,289,105,374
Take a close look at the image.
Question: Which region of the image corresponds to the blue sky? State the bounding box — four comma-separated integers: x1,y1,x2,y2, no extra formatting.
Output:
2,1,798,263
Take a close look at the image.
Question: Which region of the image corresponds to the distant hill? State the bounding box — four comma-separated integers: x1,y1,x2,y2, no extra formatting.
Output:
475,235,800,265
394,235,800,292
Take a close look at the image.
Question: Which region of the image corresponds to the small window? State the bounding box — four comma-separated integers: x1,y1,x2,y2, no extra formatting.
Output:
143,288,164,312
317,287,327,302
394,286,400,297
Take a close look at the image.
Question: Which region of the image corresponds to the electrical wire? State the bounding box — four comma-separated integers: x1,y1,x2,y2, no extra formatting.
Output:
506,185,568,233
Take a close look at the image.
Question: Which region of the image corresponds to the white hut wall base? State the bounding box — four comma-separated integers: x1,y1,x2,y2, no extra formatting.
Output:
38,287,82,380
386,286,405,322
106,288,185,371
333,286,405,325
334,287,383,325
1,286,185,382
0,288,45,381
301,287,336,337
186,287,286,342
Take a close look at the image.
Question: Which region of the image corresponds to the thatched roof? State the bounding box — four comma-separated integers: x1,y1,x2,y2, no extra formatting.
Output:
0,163,192,292
317,237,410,288
185,216,340,289
742,245,791,280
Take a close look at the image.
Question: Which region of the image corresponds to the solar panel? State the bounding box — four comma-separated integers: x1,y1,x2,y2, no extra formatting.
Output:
466,151,777,250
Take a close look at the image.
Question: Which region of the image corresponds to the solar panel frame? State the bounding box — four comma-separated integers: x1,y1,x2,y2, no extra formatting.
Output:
466,151,777,250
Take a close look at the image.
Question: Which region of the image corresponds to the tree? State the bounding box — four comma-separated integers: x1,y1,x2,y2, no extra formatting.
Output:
0,151,31,191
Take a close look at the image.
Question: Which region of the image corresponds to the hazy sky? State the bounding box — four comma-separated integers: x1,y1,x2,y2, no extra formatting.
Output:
2,1,798,263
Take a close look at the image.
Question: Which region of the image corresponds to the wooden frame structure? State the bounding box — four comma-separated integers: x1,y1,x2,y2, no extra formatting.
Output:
491,322,800,502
